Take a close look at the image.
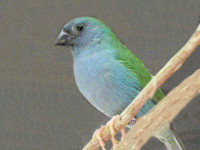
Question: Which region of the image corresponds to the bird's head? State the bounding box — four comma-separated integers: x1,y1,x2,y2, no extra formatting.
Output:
54,17,119,52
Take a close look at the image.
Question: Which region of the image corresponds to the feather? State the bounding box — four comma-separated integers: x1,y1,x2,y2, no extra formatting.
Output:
116,45,165,103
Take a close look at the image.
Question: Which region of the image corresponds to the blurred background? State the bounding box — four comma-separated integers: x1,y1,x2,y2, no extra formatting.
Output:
0,0,200,150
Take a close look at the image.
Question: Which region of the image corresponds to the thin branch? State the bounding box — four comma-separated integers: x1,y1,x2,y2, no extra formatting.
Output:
115,69,200,150
83,24,200,150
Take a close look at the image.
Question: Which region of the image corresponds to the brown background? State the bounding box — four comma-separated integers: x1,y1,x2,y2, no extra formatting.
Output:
0,0,200,150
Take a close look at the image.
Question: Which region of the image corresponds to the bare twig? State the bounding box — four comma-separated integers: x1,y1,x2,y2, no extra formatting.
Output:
83,24,200,150
115,69,200,150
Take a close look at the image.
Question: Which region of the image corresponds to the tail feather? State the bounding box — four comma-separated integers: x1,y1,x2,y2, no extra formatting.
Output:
155,124,185,150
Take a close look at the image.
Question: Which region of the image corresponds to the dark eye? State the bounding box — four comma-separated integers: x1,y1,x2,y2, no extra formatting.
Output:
76,24,85,31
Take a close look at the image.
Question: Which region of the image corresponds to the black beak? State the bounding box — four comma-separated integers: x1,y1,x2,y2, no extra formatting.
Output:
54,30,74,46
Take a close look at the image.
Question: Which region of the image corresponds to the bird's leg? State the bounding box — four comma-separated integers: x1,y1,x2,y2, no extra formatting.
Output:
92,126,106,150
107,115,126,149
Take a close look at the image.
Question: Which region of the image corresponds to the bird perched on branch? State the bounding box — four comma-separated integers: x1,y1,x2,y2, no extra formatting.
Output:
55,17,184,150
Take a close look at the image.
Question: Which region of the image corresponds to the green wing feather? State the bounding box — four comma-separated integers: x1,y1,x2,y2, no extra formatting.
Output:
116,46,165,103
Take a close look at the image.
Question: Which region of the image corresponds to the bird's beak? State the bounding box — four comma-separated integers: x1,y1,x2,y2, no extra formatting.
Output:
54,30,74,46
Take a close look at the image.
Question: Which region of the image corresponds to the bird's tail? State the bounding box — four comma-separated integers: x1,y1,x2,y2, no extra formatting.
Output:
155,124,185,150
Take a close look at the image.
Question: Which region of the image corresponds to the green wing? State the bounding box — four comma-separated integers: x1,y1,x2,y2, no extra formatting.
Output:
116,46,165,103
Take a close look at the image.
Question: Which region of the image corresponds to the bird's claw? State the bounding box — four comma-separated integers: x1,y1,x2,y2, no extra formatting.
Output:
106,115,126,149
120,128,126,141
93,115,126,150
93,126,106,150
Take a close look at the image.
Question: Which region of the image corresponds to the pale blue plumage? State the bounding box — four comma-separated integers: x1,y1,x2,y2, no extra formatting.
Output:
68,17,155,118
55,17,184,150
73,46,155,117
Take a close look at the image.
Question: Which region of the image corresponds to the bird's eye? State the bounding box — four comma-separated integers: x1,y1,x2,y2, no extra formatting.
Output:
76,24,85,32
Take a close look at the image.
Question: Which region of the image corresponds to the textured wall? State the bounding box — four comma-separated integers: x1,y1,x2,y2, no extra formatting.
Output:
0,1,200,149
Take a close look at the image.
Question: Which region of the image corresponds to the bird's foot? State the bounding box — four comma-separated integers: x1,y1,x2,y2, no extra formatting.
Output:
106,115,126,149
93,126,106,150
128,117,137,126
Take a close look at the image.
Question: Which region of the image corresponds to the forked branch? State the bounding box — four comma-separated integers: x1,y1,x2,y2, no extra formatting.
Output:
115,69,200,149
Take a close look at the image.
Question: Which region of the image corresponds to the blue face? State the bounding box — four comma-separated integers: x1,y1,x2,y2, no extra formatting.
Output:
54,17,111,48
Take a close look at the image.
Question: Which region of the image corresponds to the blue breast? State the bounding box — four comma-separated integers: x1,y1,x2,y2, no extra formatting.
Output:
73,50,155,117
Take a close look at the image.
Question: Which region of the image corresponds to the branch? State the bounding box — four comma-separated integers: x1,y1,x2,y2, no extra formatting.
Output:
115,69,200,149
83,24,200,150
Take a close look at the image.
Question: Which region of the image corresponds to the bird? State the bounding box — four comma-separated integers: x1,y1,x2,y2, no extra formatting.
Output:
54,17,184,150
